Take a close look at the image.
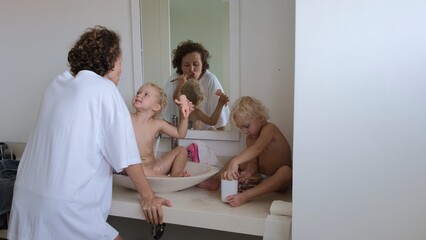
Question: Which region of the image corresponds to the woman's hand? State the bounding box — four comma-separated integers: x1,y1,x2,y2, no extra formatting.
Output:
140,195,172,225
175,74,190,89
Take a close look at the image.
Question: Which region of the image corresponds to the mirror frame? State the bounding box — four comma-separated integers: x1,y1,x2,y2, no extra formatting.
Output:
226,0,240,141
132,0,240,141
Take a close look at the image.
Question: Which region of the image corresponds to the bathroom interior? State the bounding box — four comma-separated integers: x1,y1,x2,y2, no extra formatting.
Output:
1,0,293,239
2,0,425,240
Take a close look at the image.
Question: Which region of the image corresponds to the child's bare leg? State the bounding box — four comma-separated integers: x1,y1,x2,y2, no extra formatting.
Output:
196,158,236,190
143,165,166,177
228,165,292,207
169,146,189,177
154,146,188,177
196,171,221,190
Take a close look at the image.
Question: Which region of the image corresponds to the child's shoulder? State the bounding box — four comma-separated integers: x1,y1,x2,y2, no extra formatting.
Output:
263,121,280,130
261,122,284,135
151,117,170,127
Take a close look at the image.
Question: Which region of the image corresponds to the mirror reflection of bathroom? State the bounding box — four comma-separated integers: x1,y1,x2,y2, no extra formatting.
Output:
141,0,231,131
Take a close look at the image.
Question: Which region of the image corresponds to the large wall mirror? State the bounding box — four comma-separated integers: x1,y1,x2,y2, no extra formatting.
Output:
139,0,240,141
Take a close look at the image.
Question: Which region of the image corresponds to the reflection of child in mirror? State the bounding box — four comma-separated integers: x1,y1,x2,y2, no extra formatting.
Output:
131,83,194,177
164,40,230,130
174,94,190,118
179,79,229,130
198,96,292,207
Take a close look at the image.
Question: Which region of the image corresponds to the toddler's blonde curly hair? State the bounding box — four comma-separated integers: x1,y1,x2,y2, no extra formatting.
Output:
231,96,269,126
144,83,167,117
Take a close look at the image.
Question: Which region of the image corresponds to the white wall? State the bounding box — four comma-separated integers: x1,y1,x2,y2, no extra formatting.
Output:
141,0,170,89
0,0,141,142
293,0,426,239
240,0,295,148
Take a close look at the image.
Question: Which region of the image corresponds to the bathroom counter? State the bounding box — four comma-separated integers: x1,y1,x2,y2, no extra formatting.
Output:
110,182,292,236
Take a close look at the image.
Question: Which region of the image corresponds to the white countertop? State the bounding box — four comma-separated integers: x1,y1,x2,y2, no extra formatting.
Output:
110,183,292,236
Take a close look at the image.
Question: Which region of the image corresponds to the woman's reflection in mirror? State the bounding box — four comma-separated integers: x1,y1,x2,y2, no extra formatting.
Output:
164,40,230,131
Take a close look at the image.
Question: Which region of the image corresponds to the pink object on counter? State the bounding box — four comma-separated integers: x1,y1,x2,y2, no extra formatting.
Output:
187,143,199,163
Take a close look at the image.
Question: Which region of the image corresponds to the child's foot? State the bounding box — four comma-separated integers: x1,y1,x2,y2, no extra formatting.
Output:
182,170,191,177
170,170,190,177
196,178,220,191
227,192,250,207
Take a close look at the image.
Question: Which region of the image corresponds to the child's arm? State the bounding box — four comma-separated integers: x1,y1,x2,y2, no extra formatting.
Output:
194,92,229,125
239,159,259,183
224,123,276,180
161,96,194,138
174,94,193,118
159,116,188,139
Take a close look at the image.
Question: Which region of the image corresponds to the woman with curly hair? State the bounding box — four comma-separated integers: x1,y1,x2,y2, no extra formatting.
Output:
164,40,230,130
7,26,171,240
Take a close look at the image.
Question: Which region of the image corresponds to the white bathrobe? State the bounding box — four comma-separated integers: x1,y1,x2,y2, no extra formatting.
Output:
7,70,140,240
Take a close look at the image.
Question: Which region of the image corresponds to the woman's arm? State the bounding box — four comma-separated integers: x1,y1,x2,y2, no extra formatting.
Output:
202,71,230,129
194,93,229,125
125,163,172,225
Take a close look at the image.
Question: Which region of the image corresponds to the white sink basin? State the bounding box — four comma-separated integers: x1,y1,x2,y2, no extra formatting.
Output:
113,161,219,193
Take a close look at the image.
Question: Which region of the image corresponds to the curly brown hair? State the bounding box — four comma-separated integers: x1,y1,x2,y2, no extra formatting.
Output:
67,25,121,76
172,40,210,75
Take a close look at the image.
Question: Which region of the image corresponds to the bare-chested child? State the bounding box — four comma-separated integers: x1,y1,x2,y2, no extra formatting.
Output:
197,96,292,207
179,79,229,130
131,82,194,177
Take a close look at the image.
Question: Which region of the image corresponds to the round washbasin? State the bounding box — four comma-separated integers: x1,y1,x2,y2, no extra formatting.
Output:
113,161,219,193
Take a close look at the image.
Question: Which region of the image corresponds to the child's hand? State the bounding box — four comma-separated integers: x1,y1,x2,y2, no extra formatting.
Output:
174,94,194,118
223,160,239,180
215,89,229,106
218,93,229,106
238,171,252,183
